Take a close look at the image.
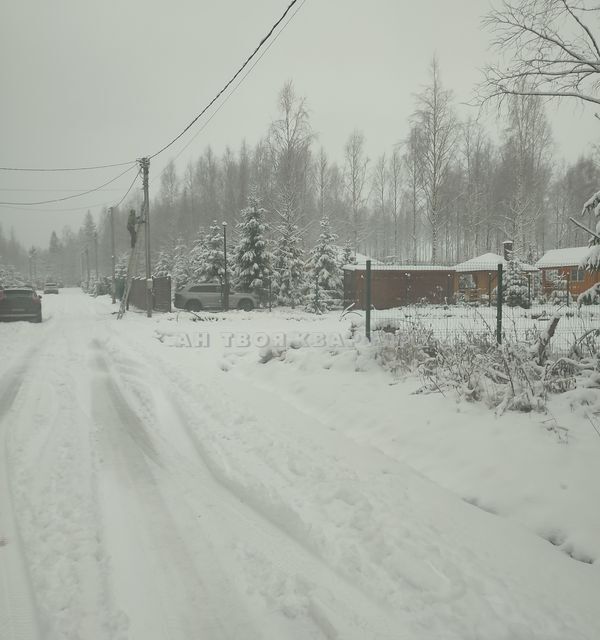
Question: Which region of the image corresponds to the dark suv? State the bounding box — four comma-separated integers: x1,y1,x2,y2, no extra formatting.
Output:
0,287,42,322
174,283,258,312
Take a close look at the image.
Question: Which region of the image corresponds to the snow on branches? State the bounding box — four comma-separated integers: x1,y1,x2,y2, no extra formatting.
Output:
305,217,342,313
580,192,600,270
235,190,271,295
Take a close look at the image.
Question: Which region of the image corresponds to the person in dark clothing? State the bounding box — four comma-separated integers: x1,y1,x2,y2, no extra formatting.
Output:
127,209,137,248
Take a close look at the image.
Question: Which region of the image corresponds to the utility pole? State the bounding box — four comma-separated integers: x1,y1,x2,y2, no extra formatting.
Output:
140,157,152,318
109,207,116,303
222,221,229,311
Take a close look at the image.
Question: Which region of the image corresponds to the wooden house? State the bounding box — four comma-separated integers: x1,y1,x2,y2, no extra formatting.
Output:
453,253,537,303
535,247,600,297
343,264,455,309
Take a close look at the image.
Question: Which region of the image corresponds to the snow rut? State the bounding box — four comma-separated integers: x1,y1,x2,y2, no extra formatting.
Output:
0,344,54,639
90,346,264,640
99,333,406,639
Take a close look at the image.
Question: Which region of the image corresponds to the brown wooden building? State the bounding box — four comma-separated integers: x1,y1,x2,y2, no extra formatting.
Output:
535,247,600,297
453,253,537,303
343,265,455,309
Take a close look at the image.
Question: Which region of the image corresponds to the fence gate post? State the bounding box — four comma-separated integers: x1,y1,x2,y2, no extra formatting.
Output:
496,263,503,345
365,260,372,341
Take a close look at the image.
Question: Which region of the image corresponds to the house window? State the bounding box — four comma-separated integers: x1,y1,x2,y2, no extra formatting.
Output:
571,268,585,282
459,273,476,289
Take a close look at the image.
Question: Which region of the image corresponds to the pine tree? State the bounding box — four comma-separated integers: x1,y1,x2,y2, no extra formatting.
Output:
582,191,600,270
171,238,191,291
306,217,342,313
272,220,305,307
153,249,172,278
189,230,209,282
504,256,530,308
202,221,226,283
234,191,271,295
340,239,356,267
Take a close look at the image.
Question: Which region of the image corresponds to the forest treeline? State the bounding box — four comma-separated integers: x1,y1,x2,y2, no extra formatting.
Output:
3,59,599,287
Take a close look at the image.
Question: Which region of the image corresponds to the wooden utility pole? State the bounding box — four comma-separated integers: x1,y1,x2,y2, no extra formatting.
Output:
140,157,152,318
109,207,116,303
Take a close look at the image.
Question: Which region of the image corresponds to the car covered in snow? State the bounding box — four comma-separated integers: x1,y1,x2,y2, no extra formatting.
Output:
44,282,59,294
174,282,258,312
0,286,42,322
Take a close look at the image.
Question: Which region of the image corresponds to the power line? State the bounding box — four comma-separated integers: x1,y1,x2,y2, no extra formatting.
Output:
0,0,304,202
149,0,301,161
156,0,306,177
0,163,138,206
0,170,141,214
0,160,135,172
115,168,142,208
0,188,127,193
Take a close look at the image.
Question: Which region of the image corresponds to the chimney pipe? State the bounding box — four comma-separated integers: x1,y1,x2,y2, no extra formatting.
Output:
503,240,513,262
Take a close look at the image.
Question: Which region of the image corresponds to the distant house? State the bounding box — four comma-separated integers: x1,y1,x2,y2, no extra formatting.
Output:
454,253,537,302
535,247,600,297
343,263,455,309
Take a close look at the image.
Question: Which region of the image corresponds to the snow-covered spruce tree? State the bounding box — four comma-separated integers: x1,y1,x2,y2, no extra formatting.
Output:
305,216,342,313
504,255,530,308
153,248,172,279
581,191,600,270
171,238,192,291
340,239,356,268
201,221,226,283
188,230,209,283
235,191,271,296
272,219,305,307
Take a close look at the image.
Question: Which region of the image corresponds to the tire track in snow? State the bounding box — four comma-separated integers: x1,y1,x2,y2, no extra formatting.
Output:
0,346,48,640
100,331,402,640
112,323,600,640
91,348,264,640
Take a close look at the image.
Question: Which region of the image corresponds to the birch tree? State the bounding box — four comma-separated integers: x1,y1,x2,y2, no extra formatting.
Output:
344,130,369,252
388,149,402,260
412,58,458,264
481,0,600,107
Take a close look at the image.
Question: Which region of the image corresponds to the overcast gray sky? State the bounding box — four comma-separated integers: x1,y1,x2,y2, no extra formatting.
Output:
1,0,597,248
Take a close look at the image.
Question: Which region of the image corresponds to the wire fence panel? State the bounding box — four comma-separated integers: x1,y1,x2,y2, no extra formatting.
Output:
349,261,600,357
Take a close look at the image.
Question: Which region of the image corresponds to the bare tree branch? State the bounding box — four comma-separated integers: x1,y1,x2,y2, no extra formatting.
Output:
479,0,600,106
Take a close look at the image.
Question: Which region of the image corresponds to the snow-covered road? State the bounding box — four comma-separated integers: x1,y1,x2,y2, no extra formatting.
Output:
1,289,599,639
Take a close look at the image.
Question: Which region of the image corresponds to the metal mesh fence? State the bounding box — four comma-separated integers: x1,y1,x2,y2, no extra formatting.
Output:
345,261,600,357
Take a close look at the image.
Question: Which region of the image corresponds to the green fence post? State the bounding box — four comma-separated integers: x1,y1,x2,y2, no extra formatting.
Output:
496,263,503,345
365,260,372,341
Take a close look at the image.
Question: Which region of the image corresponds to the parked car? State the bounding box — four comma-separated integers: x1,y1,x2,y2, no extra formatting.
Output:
44,282,59,294
0,287,42,322
174,283,258,312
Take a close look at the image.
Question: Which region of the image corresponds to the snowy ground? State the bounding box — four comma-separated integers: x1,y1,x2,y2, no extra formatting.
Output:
1,289,599,639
